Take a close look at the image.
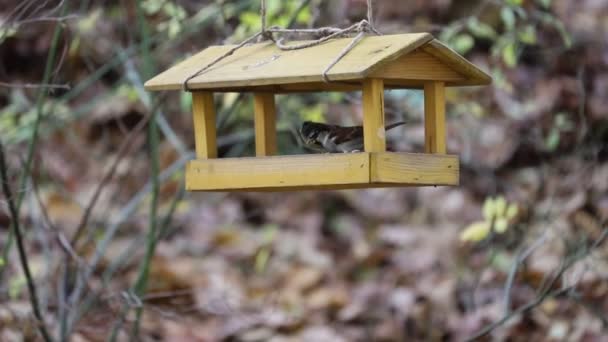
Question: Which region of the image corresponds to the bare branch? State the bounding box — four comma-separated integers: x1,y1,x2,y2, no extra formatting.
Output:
70,110,152,247
469,227,608,341
0,81,70,90
0,140,54,342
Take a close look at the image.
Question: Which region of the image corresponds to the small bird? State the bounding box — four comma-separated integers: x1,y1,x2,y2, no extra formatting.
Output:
299,121,406,153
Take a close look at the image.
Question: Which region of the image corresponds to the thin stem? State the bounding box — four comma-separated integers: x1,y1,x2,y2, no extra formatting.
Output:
0,142,54,342
130,111,160,337
130,0,161,337
0,1,67,277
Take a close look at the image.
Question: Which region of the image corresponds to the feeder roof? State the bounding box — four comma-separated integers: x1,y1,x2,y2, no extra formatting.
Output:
145,33,491,92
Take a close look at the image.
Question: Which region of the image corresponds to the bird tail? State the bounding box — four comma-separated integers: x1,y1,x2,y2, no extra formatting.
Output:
386,121,408,130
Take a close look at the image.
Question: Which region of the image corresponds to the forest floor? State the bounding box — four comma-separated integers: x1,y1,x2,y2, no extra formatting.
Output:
0,0,607,340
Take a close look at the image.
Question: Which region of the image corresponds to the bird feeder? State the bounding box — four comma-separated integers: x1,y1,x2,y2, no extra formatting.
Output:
144,33,491,191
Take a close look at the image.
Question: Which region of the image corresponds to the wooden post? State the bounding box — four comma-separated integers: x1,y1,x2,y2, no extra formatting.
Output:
253,93,278,156
362,79,386,153
192,91,217,159
424,81,446,154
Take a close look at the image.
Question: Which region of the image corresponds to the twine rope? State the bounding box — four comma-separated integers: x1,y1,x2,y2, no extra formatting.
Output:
183,0,379,91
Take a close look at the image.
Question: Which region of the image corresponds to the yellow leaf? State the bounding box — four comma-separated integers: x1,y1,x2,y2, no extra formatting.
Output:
460,221,491,243
494,218,509,233
506,203,519,220
495,196,507,218
483,197,496,221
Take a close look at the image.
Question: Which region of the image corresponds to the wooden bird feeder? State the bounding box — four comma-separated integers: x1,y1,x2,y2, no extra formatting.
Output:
144,33,491,191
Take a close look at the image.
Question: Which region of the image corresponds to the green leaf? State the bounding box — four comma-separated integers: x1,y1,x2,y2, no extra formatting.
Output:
502,41,519,68
255,248,271,273
451,33,475,54
506,0,523,5
296,6,311,24
0,258,4,267
439,24,461,43
180,91,192,114
9,276,26,299
545,128,560,151
555,112,574,131
0,25,17,45
301,104,326,123
538,0,552,9
239,11,261,30
467,18,498,40
167,19,182,38
501,7,516,31
518,25,537,44
141,0,163,15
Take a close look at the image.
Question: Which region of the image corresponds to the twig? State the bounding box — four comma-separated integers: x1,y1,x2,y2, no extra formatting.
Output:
27,164,80,262
130,4,162,333
117,47,188,155
64,153,193,336
0,81,70,89
469,285,575,341
503,229,550,315
11,14,79,26
0,0,67,279
468,227,608,341
60,104,155,338
70,109,153,247
0,141,54,342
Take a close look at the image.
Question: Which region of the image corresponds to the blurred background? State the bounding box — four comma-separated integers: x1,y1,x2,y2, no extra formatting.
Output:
0,0,607,340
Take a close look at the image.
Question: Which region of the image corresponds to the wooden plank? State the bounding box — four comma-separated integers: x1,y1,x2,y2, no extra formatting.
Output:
186,153,370,191
191,91,217,159
371,152,459,185
362,79,386,153
144,33,434,91
424,82,446,154
370,50,466,82
422,40,492,86
253,93,278,156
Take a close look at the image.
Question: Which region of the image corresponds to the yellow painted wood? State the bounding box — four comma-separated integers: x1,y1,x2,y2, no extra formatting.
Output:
144,34,432,91
362,79,386,153
422,40,492,86
191,91,217,158
371,152,459,185
424,82,446,154
186,153,370,191
253,93,277,156
185,152,459,191
370,50,466,82
145,33,491,92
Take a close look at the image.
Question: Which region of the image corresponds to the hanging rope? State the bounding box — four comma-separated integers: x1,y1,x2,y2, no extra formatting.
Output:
183,0,380,91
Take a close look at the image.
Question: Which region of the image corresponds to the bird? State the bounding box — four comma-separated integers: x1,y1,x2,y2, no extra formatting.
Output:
299,121,407,153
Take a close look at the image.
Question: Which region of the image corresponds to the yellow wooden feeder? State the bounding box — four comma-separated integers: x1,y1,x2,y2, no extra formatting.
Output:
144,33,491,191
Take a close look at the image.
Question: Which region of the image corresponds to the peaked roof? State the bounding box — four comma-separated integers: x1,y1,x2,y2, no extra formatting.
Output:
145,33,491,92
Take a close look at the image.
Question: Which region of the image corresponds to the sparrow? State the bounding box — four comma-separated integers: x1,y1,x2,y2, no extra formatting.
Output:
299,121,406,153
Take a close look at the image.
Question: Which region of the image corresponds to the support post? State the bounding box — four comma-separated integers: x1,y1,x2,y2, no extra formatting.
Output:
192,91,217,159
362,79,386,153
424,81,446,154
253,93,278,156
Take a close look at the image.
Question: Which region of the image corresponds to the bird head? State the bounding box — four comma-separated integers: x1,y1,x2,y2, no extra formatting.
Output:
300,121,327,145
